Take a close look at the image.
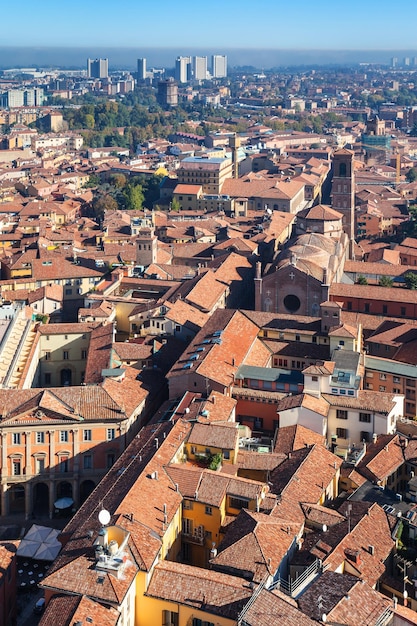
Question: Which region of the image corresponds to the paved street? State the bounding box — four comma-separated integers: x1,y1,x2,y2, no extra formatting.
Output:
0,513,71,625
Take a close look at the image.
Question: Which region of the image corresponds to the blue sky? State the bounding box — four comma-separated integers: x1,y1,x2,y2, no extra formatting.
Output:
4,0,417,50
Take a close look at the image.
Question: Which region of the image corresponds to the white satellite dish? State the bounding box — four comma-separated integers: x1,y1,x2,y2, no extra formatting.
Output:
98,509,111,526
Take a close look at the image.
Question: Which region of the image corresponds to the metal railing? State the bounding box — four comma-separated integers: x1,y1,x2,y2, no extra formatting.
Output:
269,558,322,598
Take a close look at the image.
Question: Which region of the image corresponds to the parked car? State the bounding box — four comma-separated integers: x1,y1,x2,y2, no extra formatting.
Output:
33,598,45,614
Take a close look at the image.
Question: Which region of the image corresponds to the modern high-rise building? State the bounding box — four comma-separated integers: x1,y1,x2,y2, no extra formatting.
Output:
87,58,109,79
24,87,45,106
175,56,191,83
193,56,208,81
137,58,147,80
0,90,25,108
212,54,227,78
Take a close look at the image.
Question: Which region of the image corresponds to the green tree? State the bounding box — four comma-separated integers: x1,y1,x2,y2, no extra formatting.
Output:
123,184,144,210
379,276,393,287
170,198,181,212
84,114,95,129
404,272,417,290
84,174,100,188
357,275,368,285
406,167,417,183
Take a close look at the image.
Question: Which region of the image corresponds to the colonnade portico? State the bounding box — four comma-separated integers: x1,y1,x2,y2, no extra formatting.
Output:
1,427,90,519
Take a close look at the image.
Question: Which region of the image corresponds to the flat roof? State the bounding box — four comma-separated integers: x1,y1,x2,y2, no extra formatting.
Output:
235,364,303,384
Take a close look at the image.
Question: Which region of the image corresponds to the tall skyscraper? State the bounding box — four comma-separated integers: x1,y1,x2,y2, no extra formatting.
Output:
175,56,191,83
212,55,227,78
137,58,147,80
193,56,208,81
87,58,109,79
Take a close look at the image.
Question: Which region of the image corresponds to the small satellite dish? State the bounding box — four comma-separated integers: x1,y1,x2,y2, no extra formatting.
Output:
98,509,111,526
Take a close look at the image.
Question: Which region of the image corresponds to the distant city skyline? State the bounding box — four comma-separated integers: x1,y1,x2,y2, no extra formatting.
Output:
2,0,417,51
1,47,417,72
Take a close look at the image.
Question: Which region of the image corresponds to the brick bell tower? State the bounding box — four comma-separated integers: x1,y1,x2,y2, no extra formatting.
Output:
331,148,355,245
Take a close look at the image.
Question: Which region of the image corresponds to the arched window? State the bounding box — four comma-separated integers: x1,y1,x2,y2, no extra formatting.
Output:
339,162,347,177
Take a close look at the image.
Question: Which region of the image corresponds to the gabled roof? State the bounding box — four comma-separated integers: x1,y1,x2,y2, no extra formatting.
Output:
242,588,318,626
41,595,119,626
322,503,395,587
211,509,300,582
0,386,126,424
298,204,343,221
168,309,262,388
274,424,326,455
270,445,342,525
355,434,405,483
276,393,330,418
298,571,391,625
187,421,239,449
145,560,252,620
322,390,398,415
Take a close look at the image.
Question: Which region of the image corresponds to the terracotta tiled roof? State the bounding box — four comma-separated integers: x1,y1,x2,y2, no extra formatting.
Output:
322,390,397,414
164,298,209,329
164,464,203,498
270,445,342,525
393,603,417,624
201,391,237,422
242,588,318,626
188,421,239,449
298,204,343,221
323,503,395,587
37,322,97,336
41,594,120,626
168,309,261,388
274,424,326,455
355,434,405,483
84,324,114,384
0,386,125,424
145,560,252,620
211,509,301,582
298,571,391,625
300,503,345,528
102,367,148,418
0,541,16,573
112,341,153,362
276,393,330,417
330,282,417,304
237,450,286,471
184,270,227,312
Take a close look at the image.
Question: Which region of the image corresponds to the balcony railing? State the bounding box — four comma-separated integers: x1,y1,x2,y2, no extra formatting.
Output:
182,526,205,545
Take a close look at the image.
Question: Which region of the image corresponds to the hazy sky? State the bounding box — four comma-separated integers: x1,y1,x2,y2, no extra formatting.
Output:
3,0,417,50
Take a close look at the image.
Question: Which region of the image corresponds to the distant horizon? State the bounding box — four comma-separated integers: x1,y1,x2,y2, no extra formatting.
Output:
1,46,417,71
3,0,417,51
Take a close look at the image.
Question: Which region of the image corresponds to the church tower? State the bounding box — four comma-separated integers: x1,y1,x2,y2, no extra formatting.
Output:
136,226,157,269
331,149,355,243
